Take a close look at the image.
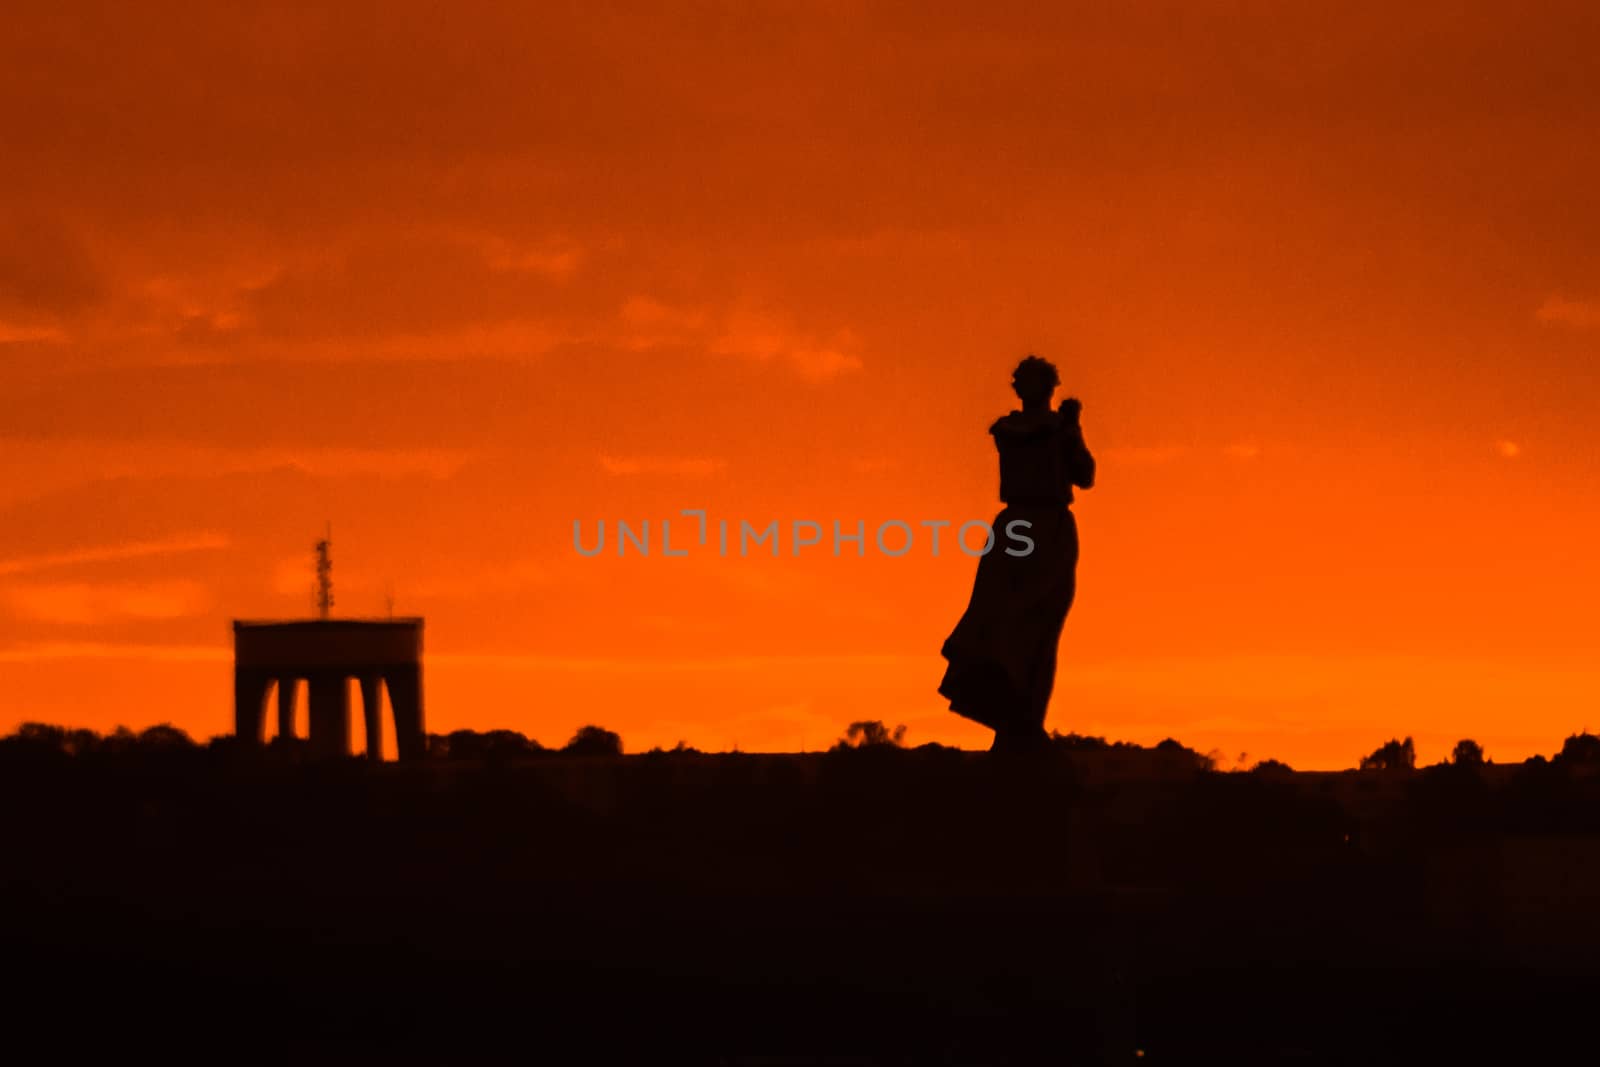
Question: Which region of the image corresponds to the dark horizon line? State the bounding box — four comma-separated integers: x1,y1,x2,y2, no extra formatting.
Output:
8,719,1600,774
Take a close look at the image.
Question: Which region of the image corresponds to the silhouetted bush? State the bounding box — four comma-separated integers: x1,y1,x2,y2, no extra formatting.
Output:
1154,737,1215,771
564,724,623,757
1047,732,1151,752
645,740,702,756
1250,758,1295,775
138,724,195,749
0,723,72,764
1555,731,1600,768
1450,739,1486,767
427,729,546,761
831,720,907,751
1360,737,1415,771
1050,731,1108,750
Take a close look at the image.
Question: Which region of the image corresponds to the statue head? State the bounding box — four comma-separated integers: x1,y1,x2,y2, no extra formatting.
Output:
1011,354,1059,406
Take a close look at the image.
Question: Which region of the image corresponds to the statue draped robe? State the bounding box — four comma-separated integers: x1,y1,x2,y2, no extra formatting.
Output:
938,407,1095,740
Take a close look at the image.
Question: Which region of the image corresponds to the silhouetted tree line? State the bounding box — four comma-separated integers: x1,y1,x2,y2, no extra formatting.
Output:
0,721,208,764
826,720,969,756
425,724,623,761
1047,730,1217,771
7,721,1600,784
0,720,628,765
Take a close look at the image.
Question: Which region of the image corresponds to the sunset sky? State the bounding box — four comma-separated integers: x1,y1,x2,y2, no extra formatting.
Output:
3,2,1598,767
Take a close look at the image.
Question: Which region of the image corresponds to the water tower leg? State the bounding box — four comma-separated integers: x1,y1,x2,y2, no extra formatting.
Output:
277,677,298,740
307,671,349,758
386,664,425,761
233,668,271,743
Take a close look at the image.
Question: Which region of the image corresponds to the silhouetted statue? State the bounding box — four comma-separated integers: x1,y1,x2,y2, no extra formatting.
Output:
938,355,1095,753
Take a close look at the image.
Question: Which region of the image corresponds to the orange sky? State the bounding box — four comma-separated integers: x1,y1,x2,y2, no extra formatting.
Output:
3,2,1598,768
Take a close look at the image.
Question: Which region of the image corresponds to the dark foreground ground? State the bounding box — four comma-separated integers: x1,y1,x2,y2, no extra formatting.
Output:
5,742,1600,1064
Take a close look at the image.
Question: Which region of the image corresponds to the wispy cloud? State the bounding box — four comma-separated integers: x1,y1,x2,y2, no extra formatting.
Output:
0,641,228,663
619,296,864,382
0,321,69,344
270,554,549,603
0,532,229,577
1535,295,1600,330
0,438,475,504
711,309,864,382
0,213,105,317
3,579,210,624
478,237,583,279
618,295,711,348
404,559,549,600
150,321,577,365
598,454,728,477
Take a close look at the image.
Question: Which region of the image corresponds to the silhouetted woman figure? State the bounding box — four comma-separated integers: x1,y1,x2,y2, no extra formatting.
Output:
938,355,1096,753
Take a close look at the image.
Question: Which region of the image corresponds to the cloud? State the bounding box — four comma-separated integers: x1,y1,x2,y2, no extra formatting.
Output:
0,641,228,664
407,559,550,601
711,310,864,382
1535,295,1600,329
3,436,472,484
618,296,864,381
0,214,104,318
598,454,728,477
248,321,575,363
238,232,583,343
3,579,210,624
618,295,711,348
0,438,476,508
109,230,593,365
479,237,584,279
0,321,69,344
0,532,229,577
270,554,548,603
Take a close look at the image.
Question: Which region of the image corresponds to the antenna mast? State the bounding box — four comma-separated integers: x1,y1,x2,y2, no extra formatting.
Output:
314,524,333,619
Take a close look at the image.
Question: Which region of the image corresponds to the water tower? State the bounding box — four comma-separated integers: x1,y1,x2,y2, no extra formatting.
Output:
233,530,425,760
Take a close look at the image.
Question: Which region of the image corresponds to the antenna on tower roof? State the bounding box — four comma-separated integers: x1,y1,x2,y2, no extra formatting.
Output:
314,523,333,619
